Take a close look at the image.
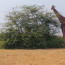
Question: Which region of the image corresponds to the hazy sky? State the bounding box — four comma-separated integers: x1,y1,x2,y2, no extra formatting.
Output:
0,0,65,23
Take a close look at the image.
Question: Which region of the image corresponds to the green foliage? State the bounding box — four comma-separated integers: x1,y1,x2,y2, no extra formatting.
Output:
4,31,46,49
3,32,65,49
22,31,46,49
45,35,65,48
0,41,5,49
1,5,64,49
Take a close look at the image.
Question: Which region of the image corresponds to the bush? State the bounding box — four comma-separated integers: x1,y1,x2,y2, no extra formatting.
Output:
45,35,65,48
3,31,65,49
0,41,5,49
4,31,47,49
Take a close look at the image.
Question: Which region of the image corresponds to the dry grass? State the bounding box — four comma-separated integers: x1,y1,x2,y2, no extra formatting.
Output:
0,49,65,65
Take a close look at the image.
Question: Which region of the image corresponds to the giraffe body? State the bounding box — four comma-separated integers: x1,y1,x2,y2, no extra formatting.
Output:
51,5,65,40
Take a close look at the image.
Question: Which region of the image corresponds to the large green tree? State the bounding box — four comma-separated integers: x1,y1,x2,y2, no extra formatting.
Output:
3,5,64,49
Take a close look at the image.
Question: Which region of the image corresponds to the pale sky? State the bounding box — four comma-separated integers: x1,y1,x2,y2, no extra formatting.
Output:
0,0,65,23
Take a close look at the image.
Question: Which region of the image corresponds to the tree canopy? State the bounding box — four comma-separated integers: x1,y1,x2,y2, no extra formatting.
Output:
5,5,59,34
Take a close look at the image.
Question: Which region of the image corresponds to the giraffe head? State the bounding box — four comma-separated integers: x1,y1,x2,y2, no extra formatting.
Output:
51,5,55,10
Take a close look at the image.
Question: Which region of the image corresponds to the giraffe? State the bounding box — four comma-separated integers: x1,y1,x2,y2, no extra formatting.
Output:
51,5,65,40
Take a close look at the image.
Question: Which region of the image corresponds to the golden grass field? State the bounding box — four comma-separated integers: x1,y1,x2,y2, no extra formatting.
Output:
0,49,65,65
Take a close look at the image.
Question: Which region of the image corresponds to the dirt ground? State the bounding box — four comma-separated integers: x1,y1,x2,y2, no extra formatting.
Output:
0,49,65,65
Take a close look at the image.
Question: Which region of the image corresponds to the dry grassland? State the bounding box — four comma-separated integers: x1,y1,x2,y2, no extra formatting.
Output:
0,49,65,65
